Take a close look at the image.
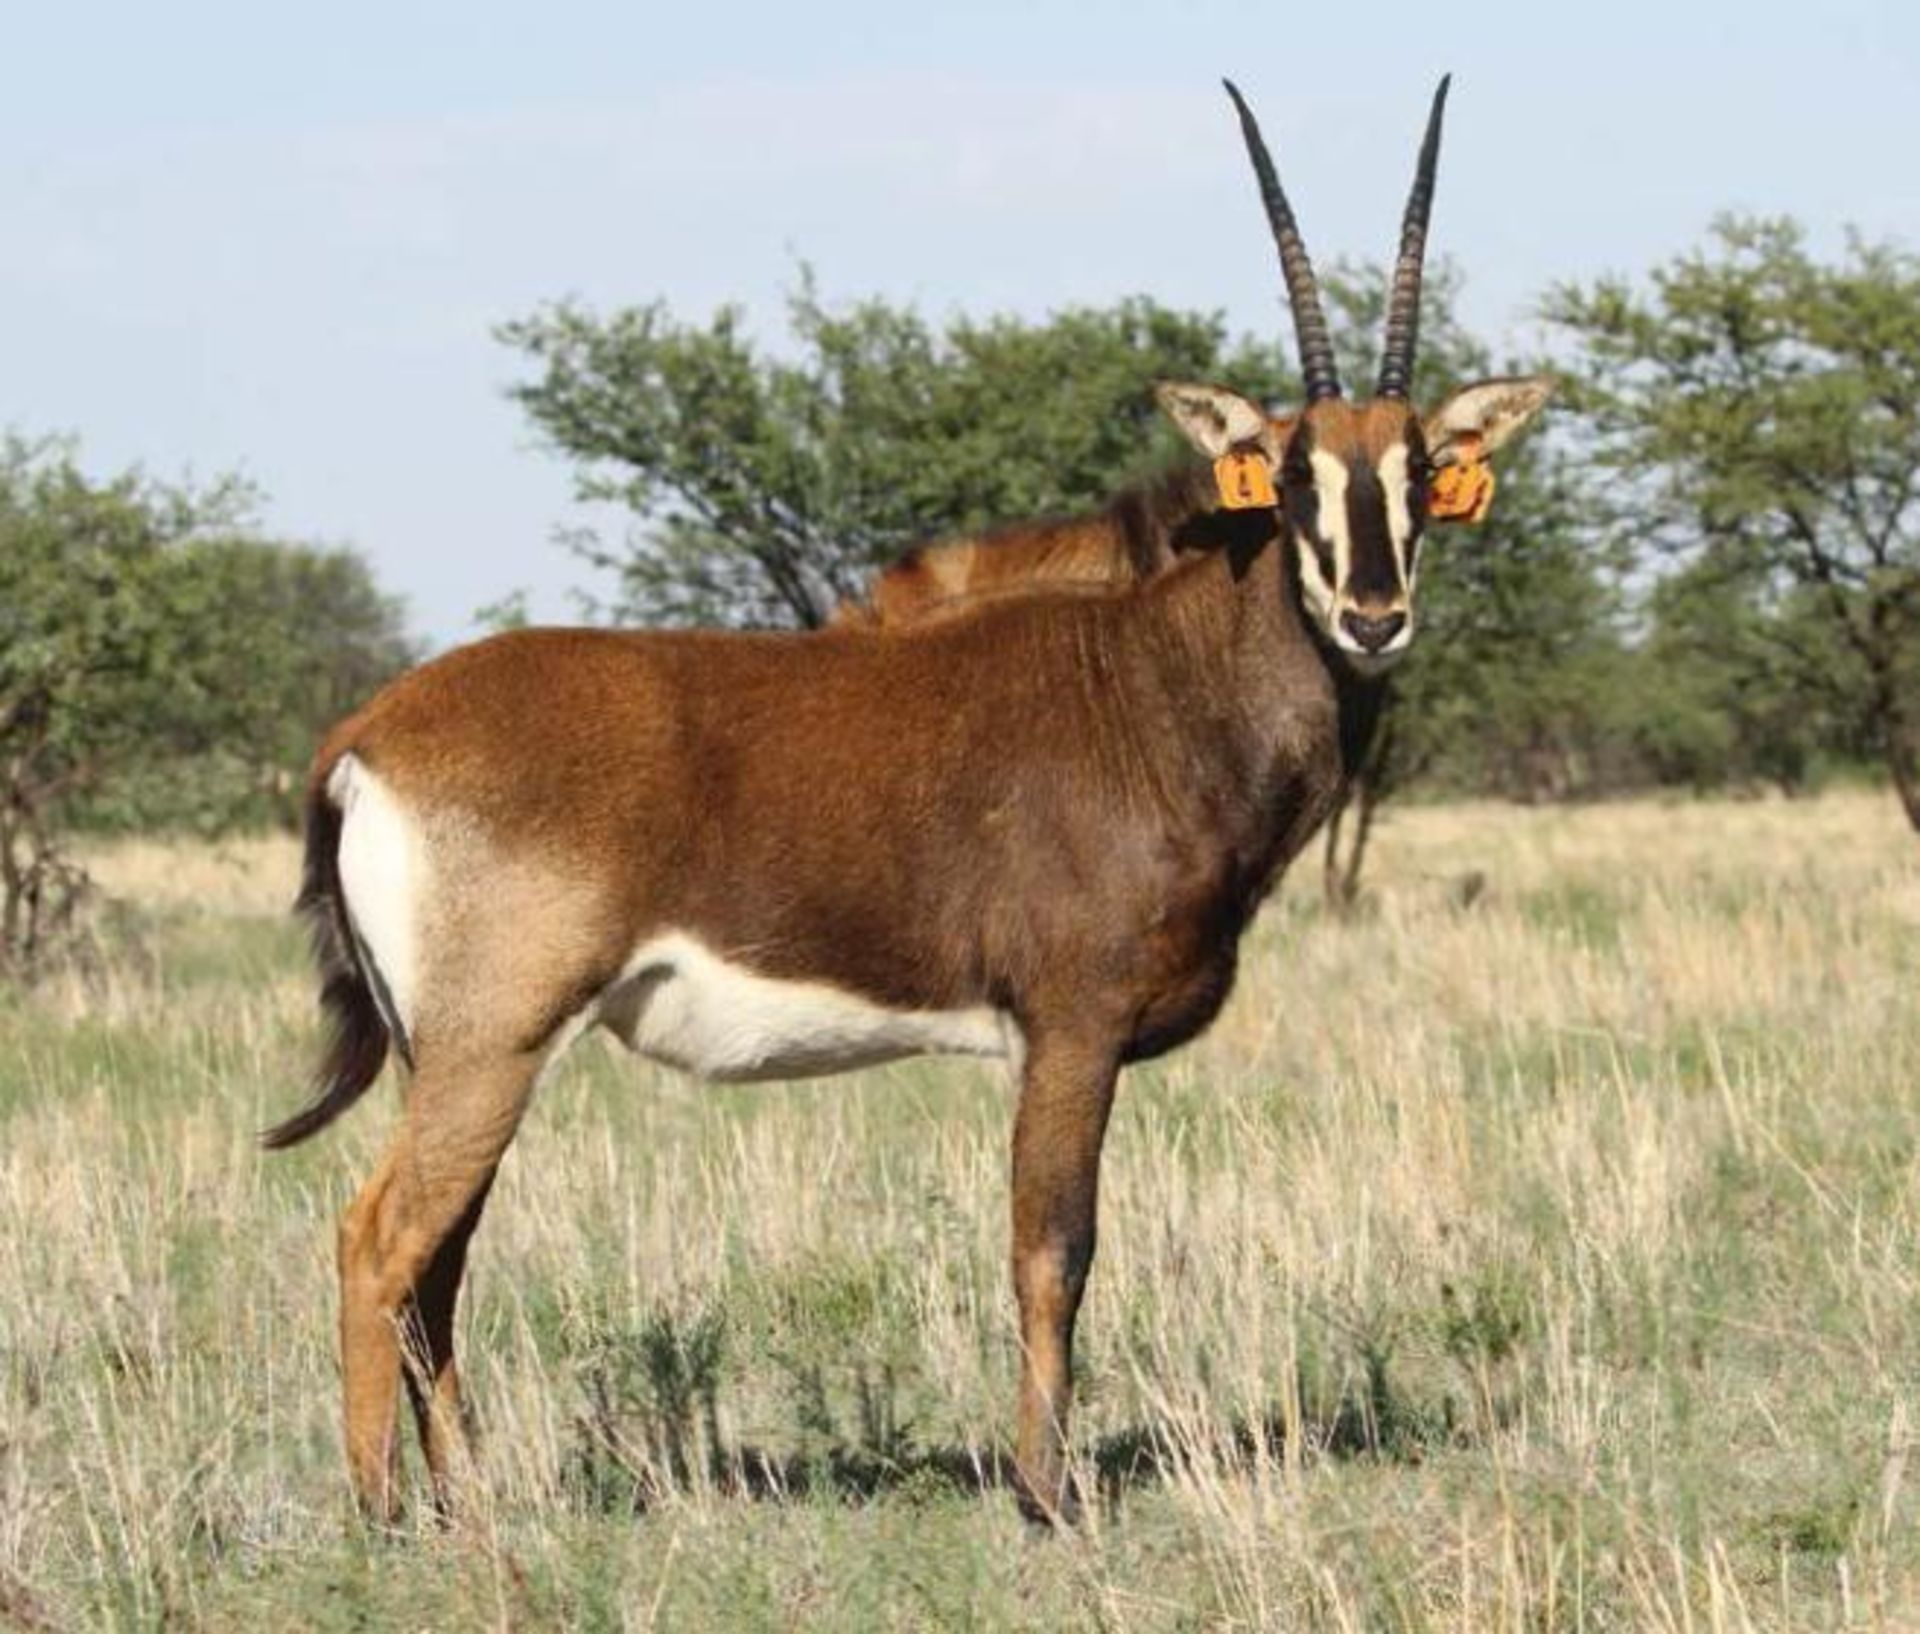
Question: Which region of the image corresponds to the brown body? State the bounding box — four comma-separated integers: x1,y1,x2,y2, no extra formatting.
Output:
331,538,1338,1040
269,75,1552,1526
277,525,1364,1523
277,357,1543,1542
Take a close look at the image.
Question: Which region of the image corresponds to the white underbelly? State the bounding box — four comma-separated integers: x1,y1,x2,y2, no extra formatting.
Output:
598,933,1013,1083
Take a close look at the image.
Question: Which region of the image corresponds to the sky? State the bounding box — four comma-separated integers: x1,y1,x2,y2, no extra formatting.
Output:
4,1,1917,645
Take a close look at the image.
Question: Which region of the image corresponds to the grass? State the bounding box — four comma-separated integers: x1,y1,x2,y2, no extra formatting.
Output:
1,792,1918,1629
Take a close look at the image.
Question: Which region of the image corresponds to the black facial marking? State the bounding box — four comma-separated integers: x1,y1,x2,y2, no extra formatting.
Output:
1403,427,1432,574
1343,458,1401,602
1281,428,1334,581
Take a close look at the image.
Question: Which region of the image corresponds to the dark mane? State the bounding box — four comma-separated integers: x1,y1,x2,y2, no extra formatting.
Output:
958,460,1220,574
840,460,1275,630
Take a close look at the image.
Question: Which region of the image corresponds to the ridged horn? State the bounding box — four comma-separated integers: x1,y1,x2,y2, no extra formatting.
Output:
1376,75,1451,401
1222,79,1342,404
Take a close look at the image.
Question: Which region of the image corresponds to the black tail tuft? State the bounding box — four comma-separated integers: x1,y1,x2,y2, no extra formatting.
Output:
261,776,390,1150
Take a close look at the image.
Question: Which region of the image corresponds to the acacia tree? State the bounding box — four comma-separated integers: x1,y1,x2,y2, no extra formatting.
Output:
1,441,213,971
501,275,1291,628
130,536,416,830
0,438,411,978
1547,217,1920,830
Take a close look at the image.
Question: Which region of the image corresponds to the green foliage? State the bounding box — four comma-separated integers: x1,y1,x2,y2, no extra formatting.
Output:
0,438,244,790
501,269,1292,627
473,585,535,633
0,437,412,976
1547,217,1920,824
68,534,415,834
1626,568,1871,793
1,440,411,831
1315,266,1631,807
564,1293,729,1506
1402,438,1629,801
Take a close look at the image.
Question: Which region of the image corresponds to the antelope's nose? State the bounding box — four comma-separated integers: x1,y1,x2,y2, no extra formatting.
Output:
1340,609,1408,652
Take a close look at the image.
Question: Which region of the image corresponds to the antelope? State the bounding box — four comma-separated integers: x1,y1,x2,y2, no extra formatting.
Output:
266,77,1550,1527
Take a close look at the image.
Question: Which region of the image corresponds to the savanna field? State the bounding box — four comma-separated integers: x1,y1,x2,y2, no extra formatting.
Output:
3,792,1919,1631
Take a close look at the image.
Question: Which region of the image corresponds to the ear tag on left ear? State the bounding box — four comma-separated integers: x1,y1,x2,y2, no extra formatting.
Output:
1428,434,1496,524
1213,449,1277,511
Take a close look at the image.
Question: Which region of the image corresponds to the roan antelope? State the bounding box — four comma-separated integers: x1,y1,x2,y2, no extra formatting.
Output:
266,77,1550,1526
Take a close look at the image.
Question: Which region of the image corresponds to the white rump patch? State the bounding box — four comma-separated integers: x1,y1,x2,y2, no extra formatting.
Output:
329,753,424,1040
597,932,1016,1083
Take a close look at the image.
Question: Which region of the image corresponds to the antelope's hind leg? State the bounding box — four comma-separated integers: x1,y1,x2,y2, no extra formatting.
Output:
337,1050,540,1524
401,1170,498,1514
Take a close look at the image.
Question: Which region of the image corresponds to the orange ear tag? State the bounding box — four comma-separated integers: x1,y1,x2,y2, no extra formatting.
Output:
1427,435,1496,524
1212,449,1277,511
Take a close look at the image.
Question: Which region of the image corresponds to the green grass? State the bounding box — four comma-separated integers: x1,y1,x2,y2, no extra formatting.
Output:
2,793,1918,1629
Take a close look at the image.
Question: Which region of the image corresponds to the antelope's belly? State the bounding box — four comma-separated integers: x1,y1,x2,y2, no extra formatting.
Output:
599,933,1013,1083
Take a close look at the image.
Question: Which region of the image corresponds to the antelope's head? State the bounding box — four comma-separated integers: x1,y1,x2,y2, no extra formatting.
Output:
1157,78,1552,674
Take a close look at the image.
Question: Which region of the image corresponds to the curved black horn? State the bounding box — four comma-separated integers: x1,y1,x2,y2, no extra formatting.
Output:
1376,75,1451,401
1222,79,1342,404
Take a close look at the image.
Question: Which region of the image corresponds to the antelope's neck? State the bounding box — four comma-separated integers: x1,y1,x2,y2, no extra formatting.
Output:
1136,537,1350,870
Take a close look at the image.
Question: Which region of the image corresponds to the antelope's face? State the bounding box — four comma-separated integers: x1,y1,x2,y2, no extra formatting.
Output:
1281,397,1426,671
1156,376,1553,673
1168,78,1549,670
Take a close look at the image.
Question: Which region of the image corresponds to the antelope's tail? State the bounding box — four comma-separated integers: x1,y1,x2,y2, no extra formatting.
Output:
260,772,390,1150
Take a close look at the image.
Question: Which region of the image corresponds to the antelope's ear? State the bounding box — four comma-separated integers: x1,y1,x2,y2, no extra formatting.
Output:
1154,382,1281,461
1422,376,1554,466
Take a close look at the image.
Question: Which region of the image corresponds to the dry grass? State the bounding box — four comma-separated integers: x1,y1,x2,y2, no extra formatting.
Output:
3,790,1918,1629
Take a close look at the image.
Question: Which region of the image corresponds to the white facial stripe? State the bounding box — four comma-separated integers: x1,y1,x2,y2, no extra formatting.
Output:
1295,540,1337,626
1308,449,1353,590
1377,444,1413,577
1299,448,1355,638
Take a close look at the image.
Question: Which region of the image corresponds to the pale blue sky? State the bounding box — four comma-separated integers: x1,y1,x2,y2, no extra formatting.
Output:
5,1,1917,643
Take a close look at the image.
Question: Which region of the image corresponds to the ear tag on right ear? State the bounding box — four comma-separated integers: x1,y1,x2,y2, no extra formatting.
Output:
1213,449,1277,511
1428,433,1495,523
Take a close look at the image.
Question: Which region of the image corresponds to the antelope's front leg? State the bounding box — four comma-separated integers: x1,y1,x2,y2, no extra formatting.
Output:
1008,1034,1120,1524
